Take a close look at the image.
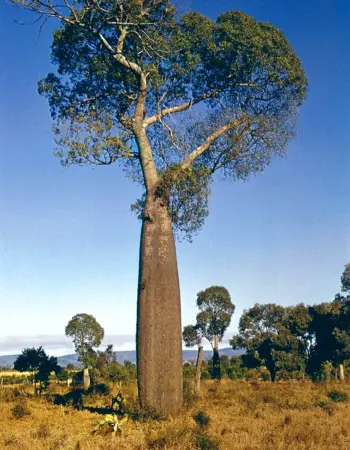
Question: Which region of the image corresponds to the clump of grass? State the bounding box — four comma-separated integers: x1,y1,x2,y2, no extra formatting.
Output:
316,400,336,416
35,423,50,439
195,432,220,450
147,436,167,449
11,403,30,419
327,390,349,403
193,411,210,428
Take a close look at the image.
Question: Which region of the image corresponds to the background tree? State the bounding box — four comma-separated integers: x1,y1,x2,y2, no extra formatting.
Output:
309,297,350,381
341,264,350,293
195,286,235,379
9,0,307,414
231,304,311,381
65,313,104,388
183,324,203,395
96,344,117,378
14,347,61,394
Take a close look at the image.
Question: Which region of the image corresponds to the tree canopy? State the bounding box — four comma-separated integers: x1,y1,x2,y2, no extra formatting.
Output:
65,313,104,367
231,303,311,381
195,286,235,345
10,0,307,240
14,347,61,391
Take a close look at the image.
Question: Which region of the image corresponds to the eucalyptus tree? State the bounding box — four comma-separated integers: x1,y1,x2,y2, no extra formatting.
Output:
183,324,203,395
192,286,235,379
231,303,311,381
9,0,307,414
65,313,104,388
309,297,350,381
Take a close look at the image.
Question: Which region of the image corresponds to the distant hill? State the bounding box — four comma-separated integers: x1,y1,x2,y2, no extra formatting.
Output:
0,348,243,368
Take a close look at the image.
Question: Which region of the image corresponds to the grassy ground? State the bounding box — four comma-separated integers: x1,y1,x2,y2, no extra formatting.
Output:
1,380,350,449
0,371,32,377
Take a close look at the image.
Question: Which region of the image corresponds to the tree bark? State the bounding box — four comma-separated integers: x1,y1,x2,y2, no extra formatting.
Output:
194,346,203,396
83,368,90,389
339,363,345,382
212,335,221,380
136,194,183,416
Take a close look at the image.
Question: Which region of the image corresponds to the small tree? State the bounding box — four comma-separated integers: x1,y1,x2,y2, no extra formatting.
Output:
14,347,61,394
196,286,235,379
65,313,104,388
183,325,203,395
96,344,117,378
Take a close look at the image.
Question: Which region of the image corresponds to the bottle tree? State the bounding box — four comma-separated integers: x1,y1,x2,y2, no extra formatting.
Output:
9,0,307,414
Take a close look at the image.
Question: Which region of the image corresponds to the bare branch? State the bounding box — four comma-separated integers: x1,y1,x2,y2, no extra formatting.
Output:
180,117,249,169
143,91,219,127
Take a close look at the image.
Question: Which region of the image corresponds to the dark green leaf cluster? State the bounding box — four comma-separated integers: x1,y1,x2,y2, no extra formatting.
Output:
231,303,311,381
341,263,350,293
196,286,235,344
13,347,61,387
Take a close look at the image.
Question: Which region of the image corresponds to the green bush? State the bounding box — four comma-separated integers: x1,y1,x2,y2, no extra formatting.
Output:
327,390,349,403
195,432,220,450
193,411,210,428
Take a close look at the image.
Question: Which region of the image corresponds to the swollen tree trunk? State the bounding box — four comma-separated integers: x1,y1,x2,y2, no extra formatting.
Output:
137,195,183,415
339,363,345,382
83,368,90,390
212,335,221,380
194,346,204,396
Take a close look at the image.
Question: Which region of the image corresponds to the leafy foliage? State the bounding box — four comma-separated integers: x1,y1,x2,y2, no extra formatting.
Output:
341,264,350,294
183,325,201,348
231,303,311,381
65,314,104,367
9,0,307,240
13,347,61,392
196,286,235,344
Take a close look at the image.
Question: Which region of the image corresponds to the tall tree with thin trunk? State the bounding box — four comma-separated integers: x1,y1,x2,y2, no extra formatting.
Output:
8,0,307,414
195,286,235,379
65,313,104,389
183,325,203,396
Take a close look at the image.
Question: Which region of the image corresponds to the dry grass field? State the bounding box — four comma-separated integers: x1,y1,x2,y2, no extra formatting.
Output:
0,371,32,377
1,380,350,450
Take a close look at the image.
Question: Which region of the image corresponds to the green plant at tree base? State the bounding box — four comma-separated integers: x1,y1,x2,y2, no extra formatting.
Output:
93,414,128,436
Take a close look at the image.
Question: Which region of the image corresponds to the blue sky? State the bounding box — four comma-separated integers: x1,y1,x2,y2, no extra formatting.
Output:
0,0,349,355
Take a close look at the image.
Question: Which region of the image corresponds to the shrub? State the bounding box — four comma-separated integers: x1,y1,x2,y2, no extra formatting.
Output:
201,370,211,380
195,432,220,450
87,382,110,396
11,403,30,419
36,423,50,439
327,390,349,403
193,411,210,428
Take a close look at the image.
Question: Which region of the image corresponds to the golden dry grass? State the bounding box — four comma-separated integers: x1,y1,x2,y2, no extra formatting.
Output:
1,380,350,449
0,371,31,377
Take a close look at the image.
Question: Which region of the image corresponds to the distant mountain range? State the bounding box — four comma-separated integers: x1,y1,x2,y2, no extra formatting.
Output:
0,348,243,368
